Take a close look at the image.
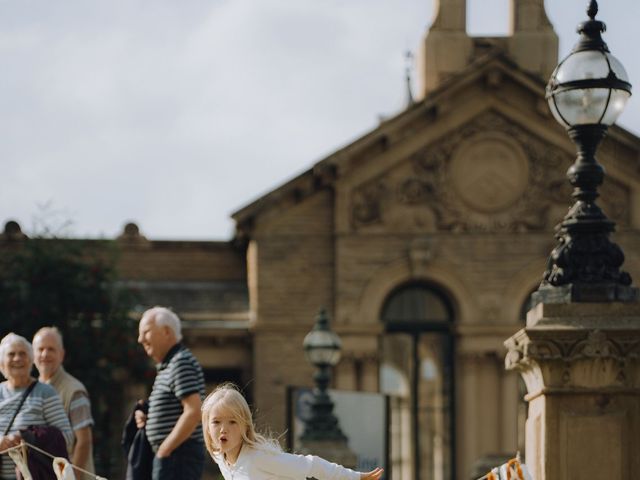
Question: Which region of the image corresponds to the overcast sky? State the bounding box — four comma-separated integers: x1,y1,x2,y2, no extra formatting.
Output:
1,0,638,240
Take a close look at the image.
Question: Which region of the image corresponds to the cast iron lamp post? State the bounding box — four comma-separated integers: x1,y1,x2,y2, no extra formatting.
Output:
535,0,636,303
299,308,347,442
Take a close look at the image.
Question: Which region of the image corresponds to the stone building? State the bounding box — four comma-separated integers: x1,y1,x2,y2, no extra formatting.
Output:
3,1,640,479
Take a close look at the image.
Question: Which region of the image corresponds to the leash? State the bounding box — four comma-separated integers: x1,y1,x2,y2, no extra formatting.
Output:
0,441,108,480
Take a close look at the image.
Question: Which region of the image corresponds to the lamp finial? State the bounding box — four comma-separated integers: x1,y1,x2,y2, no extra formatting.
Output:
587,0,598,20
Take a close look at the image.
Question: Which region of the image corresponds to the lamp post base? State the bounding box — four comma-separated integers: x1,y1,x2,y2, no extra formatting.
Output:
532,283,639,305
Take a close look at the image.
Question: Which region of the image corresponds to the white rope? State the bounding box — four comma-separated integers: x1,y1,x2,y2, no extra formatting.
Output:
0,441,108,480
0,444,23,456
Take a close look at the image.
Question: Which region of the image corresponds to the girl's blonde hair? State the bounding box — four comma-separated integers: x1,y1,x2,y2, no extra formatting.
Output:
201,383,281,458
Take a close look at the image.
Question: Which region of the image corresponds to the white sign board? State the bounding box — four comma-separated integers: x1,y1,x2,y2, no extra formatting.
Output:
288,387,388,475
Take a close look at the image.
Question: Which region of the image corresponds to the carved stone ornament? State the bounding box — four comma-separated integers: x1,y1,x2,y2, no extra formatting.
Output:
351,180,387,226
449,133,530,213
506,329,635,366
505,327,640,395
350,112,578,232
412,112,568,231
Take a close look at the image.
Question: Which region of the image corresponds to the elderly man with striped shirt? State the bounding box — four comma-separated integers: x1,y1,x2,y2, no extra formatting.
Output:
135,307,206,480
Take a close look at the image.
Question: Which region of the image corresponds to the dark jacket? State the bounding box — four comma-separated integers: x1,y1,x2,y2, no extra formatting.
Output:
17,425,68,480
122,401,153,480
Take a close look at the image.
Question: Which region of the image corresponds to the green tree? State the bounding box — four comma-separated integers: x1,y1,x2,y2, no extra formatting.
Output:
0,235,152,477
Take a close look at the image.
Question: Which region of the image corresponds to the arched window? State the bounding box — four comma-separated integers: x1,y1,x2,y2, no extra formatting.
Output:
380,283,455,480
381,284,451,327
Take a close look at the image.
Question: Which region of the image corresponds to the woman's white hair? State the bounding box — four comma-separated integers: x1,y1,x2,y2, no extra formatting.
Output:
141,306,183,342
0,333,34,376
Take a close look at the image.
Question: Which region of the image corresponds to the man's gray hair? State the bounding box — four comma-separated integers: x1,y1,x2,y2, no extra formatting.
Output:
33,326,65,349
141,306,183,342
0,332,34,365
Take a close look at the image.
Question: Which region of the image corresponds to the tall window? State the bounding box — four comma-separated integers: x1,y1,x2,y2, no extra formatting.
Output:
380,283,455,480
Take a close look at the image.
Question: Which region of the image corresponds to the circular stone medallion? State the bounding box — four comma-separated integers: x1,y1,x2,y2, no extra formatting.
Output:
449,133,529,213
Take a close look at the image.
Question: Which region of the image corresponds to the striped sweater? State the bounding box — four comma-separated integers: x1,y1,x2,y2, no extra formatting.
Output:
0,381,73,480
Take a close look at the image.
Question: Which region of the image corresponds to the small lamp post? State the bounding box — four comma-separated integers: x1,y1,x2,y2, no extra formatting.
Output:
299,308,347,442
535,0,636,303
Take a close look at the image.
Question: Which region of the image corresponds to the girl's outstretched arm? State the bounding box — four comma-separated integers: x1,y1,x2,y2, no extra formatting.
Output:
360,467,384,480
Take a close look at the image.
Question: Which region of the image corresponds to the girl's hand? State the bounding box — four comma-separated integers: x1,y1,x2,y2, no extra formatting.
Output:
360,467,384,479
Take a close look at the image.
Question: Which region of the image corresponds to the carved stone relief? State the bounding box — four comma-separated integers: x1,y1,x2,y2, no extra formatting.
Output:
350,112,633,232
505,329,640,367
351,111,599,232
351,180,387,226
505,328,640,394
448,133,530,213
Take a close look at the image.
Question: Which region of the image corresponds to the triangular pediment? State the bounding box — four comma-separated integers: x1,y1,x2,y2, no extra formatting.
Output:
342,109,635,235
232,53,640,239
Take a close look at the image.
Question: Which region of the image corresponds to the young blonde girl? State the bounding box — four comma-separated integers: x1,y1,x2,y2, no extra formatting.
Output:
202,383,384,480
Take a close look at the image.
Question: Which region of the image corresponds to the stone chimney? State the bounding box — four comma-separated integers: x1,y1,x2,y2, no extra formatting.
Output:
416,0,558,98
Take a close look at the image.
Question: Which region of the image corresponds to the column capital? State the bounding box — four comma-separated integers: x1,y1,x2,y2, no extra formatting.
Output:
505,303,640,399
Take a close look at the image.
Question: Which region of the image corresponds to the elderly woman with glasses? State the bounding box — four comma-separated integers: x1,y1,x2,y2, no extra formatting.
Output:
0,333,73,480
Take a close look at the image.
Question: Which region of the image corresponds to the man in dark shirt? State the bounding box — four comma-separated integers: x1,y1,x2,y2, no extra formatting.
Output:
135,306,205,480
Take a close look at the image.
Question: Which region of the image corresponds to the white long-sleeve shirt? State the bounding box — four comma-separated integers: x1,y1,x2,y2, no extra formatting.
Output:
212,445,360,480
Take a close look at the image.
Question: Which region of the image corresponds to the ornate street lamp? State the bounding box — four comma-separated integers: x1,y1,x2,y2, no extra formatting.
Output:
535,0,636,303
299,308,347,442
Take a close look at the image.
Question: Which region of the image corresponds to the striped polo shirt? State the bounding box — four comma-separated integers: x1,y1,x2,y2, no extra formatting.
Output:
0,381,73,479
146,343,205,447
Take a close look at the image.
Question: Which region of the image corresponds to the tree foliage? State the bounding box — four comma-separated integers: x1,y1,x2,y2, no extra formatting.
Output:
0,236,152,475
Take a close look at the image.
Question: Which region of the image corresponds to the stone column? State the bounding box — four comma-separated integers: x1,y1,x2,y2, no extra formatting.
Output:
504,302,640,480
